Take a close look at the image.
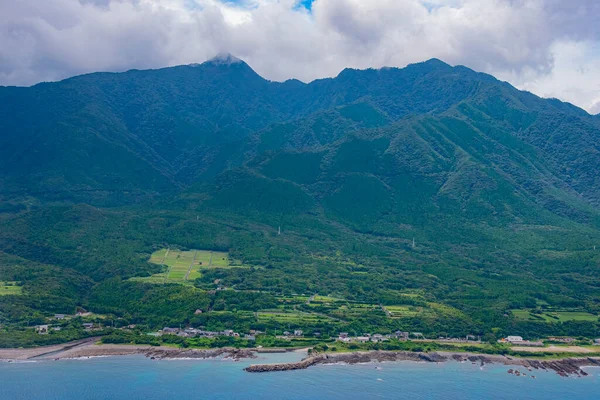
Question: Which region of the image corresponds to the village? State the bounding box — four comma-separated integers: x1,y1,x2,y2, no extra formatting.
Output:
30,311,600,351
32,316,600,350
158,327,259,341
336,331,482,344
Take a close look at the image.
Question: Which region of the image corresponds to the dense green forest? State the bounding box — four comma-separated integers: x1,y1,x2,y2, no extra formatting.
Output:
1,55,600,346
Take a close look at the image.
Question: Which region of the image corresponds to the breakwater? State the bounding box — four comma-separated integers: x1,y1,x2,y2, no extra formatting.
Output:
245,354,326,372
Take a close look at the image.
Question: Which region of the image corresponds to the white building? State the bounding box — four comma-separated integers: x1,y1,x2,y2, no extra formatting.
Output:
506,336,524,343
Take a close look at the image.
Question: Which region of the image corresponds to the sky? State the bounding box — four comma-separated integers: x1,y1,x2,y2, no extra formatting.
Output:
1,0,599,114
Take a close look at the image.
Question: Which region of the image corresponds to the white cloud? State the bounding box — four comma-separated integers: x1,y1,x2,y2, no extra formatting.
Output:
500,40,600,114
1,0,599,113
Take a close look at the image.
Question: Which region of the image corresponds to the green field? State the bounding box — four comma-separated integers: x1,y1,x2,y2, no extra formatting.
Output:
134,248,230,284
0,282,22,296
257,311,333,324
312,295,344,303
512,309,599,323
385,305,423,318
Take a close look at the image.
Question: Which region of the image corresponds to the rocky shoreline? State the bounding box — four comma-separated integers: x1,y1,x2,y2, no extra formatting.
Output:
0,341,257,362
3,341,600,378
245,350,600,377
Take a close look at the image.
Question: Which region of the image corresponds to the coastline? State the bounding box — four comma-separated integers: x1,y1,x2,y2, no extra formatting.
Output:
3,340,600,378
0,340,257,362
245,350,600,377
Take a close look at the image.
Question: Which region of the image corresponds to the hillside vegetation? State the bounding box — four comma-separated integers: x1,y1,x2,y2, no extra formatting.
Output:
1,55,600,344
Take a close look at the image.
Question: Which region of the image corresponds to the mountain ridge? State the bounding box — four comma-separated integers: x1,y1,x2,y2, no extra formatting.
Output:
2,57,600,344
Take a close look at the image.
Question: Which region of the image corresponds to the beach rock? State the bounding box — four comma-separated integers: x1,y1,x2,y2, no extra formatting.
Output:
146,348,256,361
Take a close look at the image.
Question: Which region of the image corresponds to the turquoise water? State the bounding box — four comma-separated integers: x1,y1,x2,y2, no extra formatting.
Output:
1,352,599,399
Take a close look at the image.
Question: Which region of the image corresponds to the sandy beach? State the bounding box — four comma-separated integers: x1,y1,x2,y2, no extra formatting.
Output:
0,338,100,360
0,339,257,362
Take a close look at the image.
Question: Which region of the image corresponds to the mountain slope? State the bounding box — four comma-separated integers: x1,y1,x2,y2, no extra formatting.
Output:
2,57,600,343
7,57,595,204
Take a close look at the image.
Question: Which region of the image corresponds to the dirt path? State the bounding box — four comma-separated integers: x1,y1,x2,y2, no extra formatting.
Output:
381,305,392,317
164,250,178,283
184,250,198,281
160,248,170,264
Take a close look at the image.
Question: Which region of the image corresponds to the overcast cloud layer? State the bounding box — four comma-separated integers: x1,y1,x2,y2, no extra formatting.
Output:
1,0,599,113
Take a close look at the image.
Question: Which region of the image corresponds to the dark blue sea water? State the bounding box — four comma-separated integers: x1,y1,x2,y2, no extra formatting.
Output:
1,352,599,399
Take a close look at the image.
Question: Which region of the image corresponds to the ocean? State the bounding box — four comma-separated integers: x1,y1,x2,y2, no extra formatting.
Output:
0,352,598,399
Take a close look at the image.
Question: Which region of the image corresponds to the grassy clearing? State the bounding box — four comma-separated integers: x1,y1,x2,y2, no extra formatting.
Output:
0,281,22,296
511,309,598,323
134,248,233,284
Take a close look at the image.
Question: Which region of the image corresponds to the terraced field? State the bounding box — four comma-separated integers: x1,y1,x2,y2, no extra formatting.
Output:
512,309,599,323
385,305,424,318
257,311,333,324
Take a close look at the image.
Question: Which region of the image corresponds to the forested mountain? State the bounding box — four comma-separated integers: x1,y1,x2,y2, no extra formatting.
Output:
2,55,600,345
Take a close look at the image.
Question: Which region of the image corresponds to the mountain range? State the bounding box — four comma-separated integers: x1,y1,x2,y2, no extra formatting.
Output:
2,54,600,344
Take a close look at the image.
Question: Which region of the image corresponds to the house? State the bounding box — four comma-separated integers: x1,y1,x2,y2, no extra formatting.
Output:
395,331,409,340
35,325,49,334
594,339,600,345
283,331,291,336
162,327,179,334
506,336,524,343
411,332,424,339
245,334,256,341
54,314,66,320
294,330,303,337
83,323,94,330
355,336,370,343
339,332,349,339
372,334,385,342
76,311,91,317
194,309,203,315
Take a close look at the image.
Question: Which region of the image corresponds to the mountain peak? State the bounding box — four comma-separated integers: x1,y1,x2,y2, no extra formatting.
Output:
205,52,244,66
422,58,451,67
